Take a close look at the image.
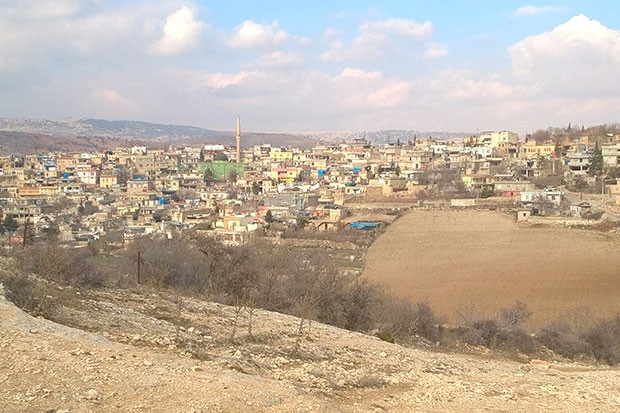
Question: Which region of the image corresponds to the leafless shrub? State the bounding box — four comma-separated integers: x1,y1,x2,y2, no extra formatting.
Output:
456,304,536,354
246,305,256,339
129,237,208,292
15,244,104,289
496,328,537,354
414,302,442,342
229,297,245,343
500,301,532,328
372,297,419,339
293,293,318,352
538,321,591,359
2,273,56,317
454,302,487,327
467,319,500,348
584,317,620,365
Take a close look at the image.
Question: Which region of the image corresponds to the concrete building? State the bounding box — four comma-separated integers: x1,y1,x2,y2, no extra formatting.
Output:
602,143,620,167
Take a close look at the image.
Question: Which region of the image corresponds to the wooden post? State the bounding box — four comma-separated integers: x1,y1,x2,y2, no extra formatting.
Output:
22,215,28,248
137,251,141,285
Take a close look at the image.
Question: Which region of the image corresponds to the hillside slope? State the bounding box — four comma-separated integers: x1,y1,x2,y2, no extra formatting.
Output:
1,284,619,412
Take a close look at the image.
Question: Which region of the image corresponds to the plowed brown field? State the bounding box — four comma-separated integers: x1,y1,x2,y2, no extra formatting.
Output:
362,210,620,326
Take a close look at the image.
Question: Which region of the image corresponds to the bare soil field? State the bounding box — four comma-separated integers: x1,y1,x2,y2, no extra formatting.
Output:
363,209,620,327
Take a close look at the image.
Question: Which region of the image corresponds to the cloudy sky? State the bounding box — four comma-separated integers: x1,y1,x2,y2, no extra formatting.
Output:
1,1,619,134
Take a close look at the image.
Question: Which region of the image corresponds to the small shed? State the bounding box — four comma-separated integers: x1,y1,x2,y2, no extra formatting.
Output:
516,208,532,221
570,202,591,218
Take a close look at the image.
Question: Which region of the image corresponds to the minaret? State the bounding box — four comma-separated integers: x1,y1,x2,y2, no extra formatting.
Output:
235,116,241,163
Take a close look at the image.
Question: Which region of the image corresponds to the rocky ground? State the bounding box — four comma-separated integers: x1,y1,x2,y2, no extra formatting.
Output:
2,283,620,412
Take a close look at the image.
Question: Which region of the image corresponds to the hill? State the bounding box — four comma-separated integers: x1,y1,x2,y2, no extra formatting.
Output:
0,118,221,140
1,281,619,412
0,117,476,154
0,118,315,153
0,131,133,155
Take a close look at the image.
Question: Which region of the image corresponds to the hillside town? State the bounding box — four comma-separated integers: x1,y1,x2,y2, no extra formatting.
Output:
1,123,620,248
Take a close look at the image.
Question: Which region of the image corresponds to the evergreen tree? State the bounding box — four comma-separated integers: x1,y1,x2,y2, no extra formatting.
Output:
265,209,273,223
588,143,603,177
203,168,215,185
2,215,19,234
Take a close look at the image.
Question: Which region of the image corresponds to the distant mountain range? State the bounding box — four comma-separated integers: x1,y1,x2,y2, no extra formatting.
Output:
0,118,225,140
0,117,472,154
0,118,316,154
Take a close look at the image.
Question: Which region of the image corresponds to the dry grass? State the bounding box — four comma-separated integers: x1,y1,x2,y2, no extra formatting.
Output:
363,210,620,327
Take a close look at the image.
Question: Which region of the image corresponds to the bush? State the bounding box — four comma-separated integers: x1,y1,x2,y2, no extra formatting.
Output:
130,237,214,293
538,321,591,359
496,328,537,354
469,319,500,348
584,317,620,365
372,297,421,340
375,331,395,343
16,244,104,289
456,325,486,346
479,188,494,198
499,301,531,328
2,273,56,317
414,302,442,342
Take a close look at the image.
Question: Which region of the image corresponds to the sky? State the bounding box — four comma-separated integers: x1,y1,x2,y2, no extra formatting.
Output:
1,1,619,135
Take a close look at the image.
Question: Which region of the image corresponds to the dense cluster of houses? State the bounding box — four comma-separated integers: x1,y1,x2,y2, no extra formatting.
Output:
1,129,619,247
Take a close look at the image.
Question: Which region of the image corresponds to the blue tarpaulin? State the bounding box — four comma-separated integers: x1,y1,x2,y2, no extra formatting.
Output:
349,221,381,229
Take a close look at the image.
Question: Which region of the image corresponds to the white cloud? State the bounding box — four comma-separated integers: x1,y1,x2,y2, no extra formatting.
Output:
250,51,303,69
333,68,410,109
422,70,518,104
228,20,288,49
509,14,620,96
4,3,620,134
321,18,433,62
142,65,413,130
335,68,382,81
153,6,205,55
200,72,253,89
513,5,566,16
359,18,434,39
1,0,83,20
0,1,177,72
424,43,449,59
90,87,136,113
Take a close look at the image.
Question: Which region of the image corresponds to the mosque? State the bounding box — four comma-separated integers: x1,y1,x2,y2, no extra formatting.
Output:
198,117,244,182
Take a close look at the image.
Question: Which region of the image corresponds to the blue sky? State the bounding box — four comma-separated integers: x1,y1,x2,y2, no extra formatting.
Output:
1,1,619,135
